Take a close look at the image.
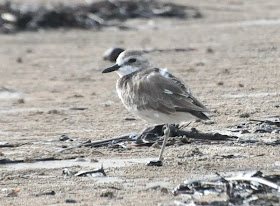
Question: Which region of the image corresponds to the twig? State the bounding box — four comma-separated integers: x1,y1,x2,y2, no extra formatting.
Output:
0,143,27,148
249,119,280,126
75,165,106,177
226,176,280,191
249,119,266,123
0,156,77,164
175,128,237,140
35,191,56,196
0,144,20,148
59,134,131,153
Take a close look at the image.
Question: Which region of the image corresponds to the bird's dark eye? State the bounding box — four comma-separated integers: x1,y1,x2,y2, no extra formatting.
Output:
128,58,136,63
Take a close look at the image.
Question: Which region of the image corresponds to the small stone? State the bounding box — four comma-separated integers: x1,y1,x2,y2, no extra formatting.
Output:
238,83,244,87
1,13,17,22
240,130,250,134
240,113,250,118
100,190,114,198
204,120,215,125
147,160,163,166
62,168,72,176
75,158,86,162
206,47,214,53
65,199,77,203
180,136,190,144
90,158,98,162
151,142,161,149
26,49,33,53
59,134,73,141
195,62,205,66
47,109,59,114
72,94,84,98
17,98,25,104
223,68,230,74
16,57,23,63
160,187,169,194
217,81,224,86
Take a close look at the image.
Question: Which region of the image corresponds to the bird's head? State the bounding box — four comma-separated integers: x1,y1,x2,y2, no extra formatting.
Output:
102,50,150,77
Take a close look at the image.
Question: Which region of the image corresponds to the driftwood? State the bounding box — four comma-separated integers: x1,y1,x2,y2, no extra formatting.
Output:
137,125,237,144
35,191,56,197
173,171,280,205
74,166,106,177
59,134,131,152
249,119,280,127
0,144,20,148
225,173,280,191
174,127,237,140
62,165,106,177
0,143,27,148
59,126,237,153
0,156,77,164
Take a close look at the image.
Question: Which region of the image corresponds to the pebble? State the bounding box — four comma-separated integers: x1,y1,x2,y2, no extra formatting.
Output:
59,135,73,141
65,199,77,203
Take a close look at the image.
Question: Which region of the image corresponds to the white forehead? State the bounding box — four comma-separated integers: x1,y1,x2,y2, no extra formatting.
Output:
116,53,146,65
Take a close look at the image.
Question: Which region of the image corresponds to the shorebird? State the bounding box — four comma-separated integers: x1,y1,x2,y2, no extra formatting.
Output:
102,50,210,165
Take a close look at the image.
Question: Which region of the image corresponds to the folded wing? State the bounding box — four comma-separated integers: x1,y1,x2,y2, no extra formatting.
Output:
132,68,210,120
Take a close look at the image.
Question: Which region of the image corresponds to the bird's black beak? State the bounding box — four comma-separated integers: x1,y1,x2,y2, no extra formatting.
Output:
102,64,120,73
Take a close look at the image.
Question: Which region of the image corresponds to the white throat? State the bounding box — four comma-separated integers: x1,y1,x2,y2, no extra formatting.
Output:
116,65,138,77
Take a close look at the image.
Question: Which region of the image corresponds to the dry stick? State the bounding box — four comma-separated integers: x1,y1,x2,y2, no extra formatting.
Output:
249,119,280,126
175,129,238,140
249,119,266,122
0,144,19,148
59,134,131,153
0,142,28,148
226,176,280,191
59,128,237,153
0,156,77,164
74,166,106,177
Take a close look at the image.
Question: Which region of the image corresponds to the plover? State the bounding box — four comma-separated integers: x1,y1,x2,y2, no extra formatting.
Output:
102,50,209,165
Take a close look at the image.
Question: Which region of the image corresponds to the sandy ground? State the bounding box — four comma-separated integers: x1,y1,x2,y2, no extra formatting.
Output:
1,0,280,205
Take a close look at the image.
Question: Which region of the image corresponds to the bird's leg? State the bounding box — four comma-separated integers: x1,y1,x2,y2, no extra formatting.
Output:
147,124,170,166
158,124,170,161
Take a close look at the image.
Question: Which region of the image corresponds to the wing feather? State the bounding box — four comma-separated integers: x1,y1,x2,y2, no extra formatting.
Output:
129,68,209,119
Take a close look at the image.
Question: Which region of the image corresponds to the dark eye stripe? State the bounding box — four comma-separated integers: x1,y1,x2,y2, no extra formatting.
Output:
128,58,136,63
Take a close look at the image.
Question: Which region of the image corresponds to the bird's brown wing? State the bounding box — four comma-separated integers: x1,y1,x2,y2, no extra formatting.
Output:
131,68,209,120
